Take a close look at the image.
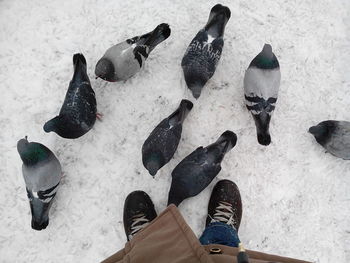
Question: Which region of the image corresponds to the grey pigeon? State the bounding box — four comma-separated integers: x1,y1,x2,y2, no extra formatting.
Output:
17,137,62,230
309,120,350,160
44,53,97,139
142,99,193,176
167,131,237,206
244,44,281,146
95,23,171,82
181,4,230,99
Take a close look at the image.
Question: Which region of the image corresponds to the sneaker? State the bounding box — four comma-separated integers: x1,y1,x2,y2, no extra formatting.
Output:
123,191,157,241
206,180,242,230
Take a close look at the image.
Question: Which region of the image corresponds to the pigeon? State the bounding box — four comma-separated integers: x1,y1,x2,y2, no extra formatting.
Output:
181,4,230,99
167,131,237,206
309,120,350,160
244,44,281,146
142,99,193,176
95,23,171,82
44,53,97,139
17,137,62,230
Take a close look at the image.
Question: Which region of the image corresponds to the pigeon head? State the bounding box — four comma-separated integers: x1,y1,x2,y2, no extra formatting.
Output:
261,44,273,59
184,75,207,99
17,137,49,166
43,116,60,133
95,58,116,81
43,116,68,137
309,121,336,145
189,84,204,99
250,44,279,70
143,152,165,177
44,115,79,139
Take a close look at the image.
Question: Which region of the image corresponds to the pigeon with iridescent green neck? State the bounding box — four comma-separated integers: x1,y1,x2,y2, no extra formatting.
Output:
244,44,281,146
17,137,62,231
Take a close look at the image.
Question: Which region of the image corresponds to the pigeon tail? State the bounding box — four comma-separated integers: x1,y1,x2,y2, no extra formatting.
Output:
214,130,238,154
209,4,231,21
73,53,87,67
253,112,271,146
178,99,193,122
169,99,193,125
144,23,171,52
205,4,231,37
257,132,271,146
72,53,89,82
31,218,49,231
29,196,51,231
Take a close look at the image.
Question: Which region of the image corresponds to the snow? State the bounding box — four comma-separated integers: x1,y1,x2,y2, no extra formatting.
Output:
0,0,349,262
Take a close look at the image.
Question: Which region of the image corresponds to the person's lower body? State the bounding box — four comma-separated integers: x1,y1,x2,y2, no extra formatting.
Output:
199,179,243,248
123,179,243,247
199,221,240,247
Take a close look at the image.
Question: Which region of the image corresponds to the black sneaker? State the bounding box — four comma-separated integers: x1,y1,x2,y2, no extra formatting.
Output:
123,191,157,241
206,180,242,230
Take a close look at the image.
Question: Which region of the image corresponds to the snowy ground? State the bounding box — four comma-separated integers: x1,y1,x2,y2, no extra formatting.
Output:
0,0,349,262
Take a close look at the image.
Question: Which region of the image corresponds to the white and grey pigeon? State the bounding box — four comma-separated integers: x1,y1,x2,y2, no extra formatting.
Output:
95,23,171,82
244,44,281,146
181,4,230,99
309,120,350,160
17,137,62,231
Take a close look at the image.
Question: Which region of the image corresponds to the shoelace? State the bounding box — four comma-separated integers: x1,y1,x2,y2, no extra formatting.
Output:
129,214,150,240
210,201,237,229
